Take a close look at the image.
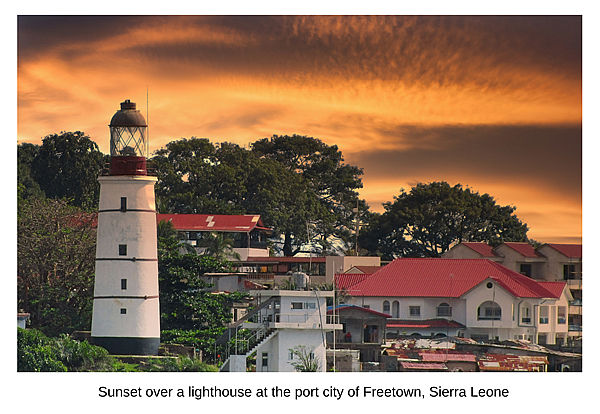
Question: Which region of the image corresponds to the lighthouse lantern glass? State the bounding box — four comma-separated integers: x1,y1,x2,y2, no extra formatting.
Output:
110,125,148,158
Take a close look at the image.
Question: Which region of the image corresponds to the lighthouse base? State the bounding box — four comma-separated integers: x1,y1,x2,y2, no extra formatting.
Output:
91,336,160,355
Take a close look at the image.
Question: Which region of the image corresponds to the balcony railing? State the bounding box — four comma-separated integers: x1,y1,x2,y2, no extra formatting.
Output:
539,317,549,324
521,317,531,324
568,324,582,332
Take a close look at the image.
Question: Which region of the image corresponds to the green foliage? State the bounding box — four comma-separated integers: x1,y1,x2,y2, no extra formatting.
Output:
158,228,249,361
137,356,218,372
252,134,365,256
30,131,107,210
289,345,321,372
18,197,96,336
17,328,117,372
17,143,45,200
359,182,529,259
196,232,241,261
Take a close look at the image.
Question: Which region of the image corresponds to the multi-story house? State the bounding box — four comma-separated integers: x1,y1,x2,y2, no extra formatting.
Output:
340,258,571,345
443,242,582,341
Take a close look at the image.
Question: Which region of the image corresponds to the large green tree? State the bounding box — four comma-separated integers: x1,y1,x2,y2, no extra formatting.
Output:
251,134,365,255
17,197,96,336
17,143,45,200
359,182,529,259
31,131,107,210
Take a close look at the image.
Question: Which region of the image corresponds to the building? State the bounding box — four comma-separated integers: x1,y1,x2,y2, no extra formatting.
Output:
219,289,341,372
91,100,160,355
157,213,272,261
443,242,582,341
341,258,571,345
326,304,389,362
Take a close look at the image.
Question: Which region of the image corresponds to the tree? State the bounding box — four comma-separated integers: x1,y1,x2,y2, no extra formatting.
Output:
31,131,107,210
17,197,97,336
289,345,321,372
17,143,45,200
197,232,241,261
153,138,321,256
157,227,248,362
252,134,365,256
359,182,529,259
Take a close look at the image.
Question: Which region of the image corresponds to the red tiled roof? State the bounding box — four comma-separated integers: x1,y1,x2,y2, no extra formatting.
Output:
387,319,465,329
157,214,271,232
537,281,567,298
502,242,541,258
335,273,371,291
460,242,497,257
348,258,563,299
543,243,582,259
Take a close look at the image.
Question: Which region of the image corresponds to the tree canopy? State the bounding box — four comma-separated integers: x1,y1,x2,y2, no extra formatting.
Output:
251,134,365,255
29,131,107,210
359,182,529,259
17,197,97,336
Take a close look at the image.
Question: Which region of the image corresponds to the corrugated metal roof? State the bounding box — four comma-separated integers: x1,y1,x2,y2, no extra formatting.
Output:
345,265,381,274
419,351,476,362
387,319,465,329
326,304,390,318
400,361,448,370
348,258,564,299
157,214,271,232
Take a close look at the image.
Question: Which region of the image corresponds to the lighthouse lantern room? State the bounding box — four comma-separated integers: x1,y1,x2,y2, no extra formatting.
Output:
91,99,160,355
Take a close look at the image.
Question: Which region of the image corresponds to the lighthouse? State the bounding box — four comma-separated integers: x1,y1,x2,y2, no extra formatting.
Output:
90,99,160,355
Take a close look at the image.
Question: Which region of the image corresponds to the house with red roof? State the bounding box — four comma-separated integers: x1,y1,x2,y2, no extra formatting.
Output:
157,213,272,261
442,241,582,341
341,258,571,345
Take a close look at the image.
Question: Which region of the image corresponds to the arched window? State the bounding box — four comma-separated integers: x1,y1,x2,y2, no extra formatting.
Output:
392,301,400,318
436,302,452,317
477,301,501,320
383,300,390,313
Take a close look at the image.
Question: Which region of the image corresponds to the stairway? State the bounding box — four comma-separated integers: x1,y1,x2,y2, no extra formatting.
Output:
219,329,278,372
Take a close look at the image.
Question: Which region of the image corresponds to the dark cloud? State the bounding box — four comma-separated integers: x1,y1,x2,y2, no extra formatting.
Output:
18,15,581,89
345,123,582,201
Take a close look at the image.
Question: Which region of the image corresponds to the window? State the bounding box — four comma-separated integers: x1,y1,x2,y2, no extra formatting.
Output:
557,306,567,324
539,306,549,324
261,353,268,367
409,306,420,316
121,279,127,290
392,301,399,318
383,301,390,313
120,308,127,315
436,303,452,317
119,244,127,256
477,301,501,320
120,197,127,212
521,304,531,324
305,302,316,309
563,264,576,280
291,302,303,310
288,350,294,360
519,263,532,277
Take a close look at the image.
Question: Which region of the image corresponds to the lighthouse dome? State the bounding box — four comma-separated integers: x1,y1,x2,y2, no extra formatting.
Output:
110,99,147,127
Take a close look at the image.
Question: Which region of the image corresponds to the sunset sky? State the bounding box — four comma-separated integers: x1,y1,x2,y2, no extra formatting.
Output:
17,15,582,243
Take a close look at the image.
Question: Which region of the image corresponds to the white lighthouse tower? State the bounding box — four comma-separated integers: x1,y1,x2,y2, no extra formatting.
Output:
91,99,160,355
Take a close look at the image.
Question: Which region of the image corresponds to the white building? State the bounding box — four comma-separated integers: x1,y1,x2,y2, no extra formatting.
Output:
91,100,160,355
339,258,571,345
220,289,341,372
443,242,582,340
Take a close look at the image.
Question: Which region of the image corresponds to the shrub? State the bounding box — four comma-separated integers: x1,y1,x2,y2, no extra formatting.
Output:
17,328,118,372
